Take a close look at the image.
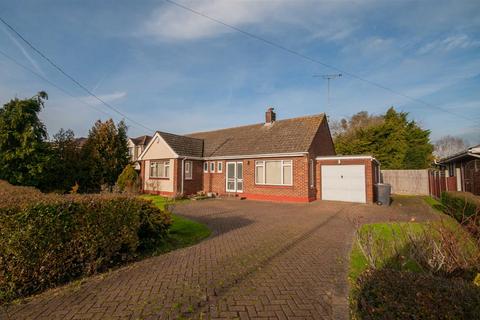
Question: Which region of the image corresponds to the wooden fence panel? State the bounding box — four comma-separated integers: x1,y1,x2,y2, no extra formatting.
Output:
381,169,430,195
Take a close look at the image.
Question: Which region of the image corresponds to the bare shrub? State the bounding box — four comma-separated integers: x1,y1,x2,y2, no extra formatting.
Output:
355,216,480,278
407,219,480,277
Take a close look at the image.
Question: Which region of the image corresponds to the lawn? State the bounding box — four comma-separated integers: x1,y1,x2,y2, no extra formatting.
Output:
140,195,211,255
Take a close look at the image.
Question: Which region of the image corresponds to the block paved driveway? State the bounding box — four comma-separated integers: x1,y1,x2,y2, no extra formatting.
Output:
1,198,437,320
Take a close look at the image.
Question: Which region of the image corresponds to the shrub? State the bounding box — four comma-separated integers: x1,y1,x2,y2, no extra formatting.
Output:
0,179,43,206
441,191,479,220
355,269,480,319
355,221,480,279
116,164,139,193
0,184,171,303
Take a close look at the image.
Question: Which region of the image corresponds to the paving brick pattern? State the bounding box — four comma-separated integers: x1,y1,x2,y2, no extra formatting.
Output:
0,198,437,320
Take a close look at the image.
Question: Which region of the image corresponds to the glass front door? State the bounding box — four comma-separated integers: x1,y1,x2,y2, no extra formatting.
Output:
226,161,243,193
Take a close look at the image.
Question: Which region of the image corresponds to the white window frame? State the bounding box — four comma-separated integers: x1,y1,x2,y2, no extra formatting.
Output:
255,160,293,186
203,162,208,173
226,161,243,193
448,163,455,177
185,160,193,180
217,161,223,173
309,159,314,188
210,161,215,173
150,160,170,179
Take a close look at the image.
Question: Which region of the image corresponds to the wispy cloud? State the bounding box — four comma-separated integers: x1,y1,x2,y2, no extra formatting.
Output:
140,0,378,42
81,91,127,106
142,0,287,41
418,34,480,54
1,24,45,76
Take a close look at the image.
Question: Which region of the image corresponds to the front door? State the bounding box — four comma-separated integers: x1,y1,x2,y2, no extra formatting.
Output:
226,161,243,193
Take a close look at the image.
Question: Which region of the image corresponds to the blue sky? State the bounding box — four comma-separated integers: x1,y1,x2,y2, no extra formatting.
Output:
0,0,479,144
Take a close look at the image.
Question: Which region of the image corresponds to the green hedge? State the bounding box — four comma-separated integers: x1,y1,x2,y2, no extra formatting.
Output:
441,191,480,221
0,192,171,303
355,269,480,319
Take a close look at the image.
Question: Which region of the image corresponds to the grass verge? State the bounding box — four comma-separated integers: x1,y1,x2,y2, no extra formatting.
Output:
140,195,211,256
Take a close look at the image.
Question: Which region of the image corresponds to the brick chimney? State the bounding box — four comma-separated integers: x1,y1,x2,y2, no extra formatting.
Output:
265,107,276,124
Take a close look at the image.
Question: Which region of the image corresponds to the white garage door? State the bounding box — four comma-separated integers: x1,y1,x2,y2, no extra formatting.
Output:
321,165,366,203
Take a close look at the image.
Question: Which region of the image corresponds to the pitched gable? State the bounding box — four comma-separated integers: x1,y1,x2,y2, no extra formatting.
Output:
138,132,178,160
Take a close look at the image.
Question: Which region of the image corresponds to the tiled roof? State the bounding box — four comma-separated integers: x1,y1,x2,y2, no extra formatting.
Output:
185,114,325,157
157,131,204,158
130,135,152,146
438,144,480,163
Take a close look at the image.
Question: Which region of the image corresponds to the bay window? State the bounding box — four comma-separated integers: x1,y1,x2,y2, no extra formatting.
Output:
150,160,170,178
255,160,292,186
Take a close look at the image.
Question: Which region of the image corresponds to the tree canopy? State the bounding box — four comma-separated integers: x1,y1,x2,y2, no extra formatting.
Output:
0,92,50,187
0,92,130,193
80,119,130,192
334,107,434,169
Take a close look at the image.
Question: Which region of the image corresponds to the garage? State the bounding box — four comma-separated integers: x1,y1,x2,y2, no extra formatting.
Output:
316,156,380,204
321,164,366,203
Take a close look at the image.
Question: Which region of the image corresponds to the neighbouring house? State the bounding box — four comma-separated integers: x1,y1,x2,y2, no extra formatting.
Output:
437,144,480,195
137,108,380,203
128,135,152,162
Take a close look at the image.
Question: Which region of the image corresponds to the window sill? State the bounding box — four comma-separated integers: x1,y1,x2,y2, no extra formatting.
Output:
254,184,293,188
149,177,170,180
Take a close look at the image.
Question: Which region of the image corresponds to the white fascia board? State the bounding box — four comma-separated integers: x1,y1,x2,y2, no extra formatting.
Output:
316,155,380,165
137,132,179,160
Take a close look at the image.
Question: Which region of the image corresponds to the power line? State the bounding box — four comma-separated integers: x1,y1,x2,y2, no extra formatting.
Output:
0,48,115,119
164,0,476,124
0,16,154,132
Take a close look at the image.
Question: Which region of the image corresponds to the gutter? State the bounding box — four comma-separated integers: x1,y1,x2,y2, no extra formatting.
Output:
316,155,380,165
438,151,480,164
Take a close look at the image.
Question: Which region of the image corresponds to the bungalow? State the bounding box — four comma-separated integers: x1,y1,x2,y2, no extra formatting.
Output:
137,108,380,203
438,144,480,195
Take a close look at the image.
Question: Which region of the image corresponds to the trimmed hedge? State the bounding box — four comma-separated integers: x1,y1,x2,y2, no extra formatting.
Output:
355,269,480,319
0,186,171,303
441,191,479,221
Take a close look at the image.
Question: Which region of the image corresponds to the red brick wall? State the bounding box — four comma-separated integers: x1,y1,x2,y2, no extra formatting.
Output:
170,159,204,196
203,160,226,194
316,158,377,203
183,160,204,195
306,118,337,201
203,156,312,202
308,117,336,157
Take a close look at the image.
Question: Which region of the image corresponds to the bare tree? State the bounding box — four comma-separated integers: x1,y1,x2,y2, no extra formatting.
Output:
328,118,347,138
434,135,467,160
